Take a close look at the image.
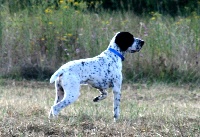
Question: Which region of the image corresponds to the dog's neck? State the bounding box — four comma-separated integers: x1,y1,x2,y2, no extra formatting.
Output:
108,43,125,55
108,35,126,55
106,42,126,61
104,34,126,61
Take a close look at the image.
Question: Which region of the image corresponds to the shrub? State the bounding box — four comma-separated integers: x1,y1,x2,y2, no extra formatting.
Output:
0,1,199,84
20,64,53,80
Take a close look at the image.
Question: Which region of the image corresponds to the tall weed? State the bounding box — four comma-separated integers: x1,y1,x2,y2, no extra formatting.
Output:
0,1,199,84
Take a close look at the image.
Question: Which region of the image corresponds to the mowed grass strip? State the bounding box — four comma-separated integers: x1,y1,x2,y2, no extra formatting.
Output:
0,80,199,136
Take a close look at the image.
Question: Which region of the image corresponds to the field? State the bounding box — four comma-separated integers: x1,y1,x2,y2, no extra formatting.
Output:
0,1,200,136
0,80,199,136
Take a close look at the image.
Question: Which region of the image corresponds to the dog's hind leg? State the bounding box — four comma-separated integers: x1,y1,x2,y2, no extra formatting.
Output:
54,83,64,105
53,77,64,105
49,78,80,118
93,89,108,102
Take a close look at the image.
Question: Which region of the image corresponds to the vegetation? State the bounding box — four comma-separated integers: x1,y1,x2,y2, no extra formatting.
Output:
0,0,199,84
1,0,199,16
0,1,199,136
0,80,199,136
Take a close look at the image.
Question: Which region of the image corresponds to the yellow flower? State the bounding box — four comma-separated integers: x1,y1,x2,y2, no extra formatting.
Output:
66,33,72,37
67,0,74,3
48,22,53,25
41,38,45,41
59,0,64,4
74,2,79,6
57,36,67,41
176,21,181,25
45,8,52,14
102,21,109,25
151,17,156,20
64,6,69,9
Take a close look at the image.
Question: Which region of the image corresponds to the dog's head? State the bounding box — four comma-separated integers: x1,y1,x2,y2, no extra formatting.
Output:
115,32,144,53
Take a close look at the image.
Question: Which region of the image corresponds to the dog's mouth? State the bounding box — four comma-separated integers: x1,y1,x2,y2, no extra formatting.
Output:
130,50,137,53
130,40,144,53
130,47,142,53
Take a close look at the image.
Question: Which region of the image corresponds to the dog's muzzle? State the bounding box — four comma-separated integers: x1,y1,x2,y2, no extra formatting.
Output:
131,38,145,53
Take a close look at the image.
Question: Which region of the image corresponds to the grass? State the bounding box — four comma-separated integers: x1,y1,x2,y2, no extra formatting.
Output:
0,2,200,83
0,80,199,136
0,2,199,136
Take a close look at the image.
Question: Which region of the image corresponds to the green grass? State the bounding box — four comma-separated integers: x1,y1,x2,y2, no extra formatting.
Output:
0,2,200,84
0,2,199,136
0,80,199,136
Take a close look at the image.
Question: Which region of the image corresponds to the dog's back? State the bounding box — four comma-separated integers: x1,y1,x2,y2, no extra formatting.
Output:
50,51,121,89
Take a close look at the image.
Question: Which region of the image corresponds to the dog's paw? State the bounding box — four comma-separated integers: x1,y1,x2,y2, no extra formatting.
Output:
113,116,119,122
48,106,59,119
93,94,107,102
93,96,100,102
48,109,54,119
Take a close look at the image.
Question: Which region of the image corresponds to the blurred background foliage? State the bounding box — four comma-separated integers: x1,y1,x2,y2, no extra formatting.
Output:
0,0,199,85
1,0,199,16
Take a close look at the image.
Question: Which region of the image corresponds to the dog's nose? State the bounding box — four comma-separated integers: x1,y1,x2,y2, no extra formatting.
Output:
141,40,144,47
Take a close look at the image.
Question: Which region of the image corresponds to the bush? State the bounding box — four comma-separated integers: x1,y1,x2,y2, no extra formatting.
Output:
1,0,199,16
0,1,199,84
20,64,53,80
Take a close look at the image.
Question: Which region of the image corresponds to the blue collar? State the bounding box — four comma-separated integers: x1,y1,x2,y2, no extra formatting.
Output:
108,48,125,61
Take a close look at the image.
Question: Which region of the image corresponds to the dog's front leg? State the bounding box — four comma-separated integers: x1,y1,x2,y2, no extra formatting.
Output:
112,76,122,121
113,91,121,121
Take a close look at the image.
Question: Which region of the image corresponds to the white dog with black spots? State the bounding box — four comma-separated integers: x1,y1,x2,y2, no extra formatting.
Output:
49,32,144,121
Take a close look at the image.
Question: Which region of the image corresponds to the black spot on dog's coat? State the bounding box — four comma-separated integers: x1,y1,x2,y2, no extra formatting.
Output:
81,62,85,66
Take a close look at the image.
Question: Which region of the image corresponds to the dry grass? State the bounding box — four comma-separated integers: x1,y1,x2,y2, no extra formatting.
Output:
0,80,199,136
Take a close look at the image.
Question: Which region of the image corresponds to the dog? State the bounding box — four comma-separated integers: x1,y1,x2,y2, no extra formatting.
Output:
49,32,144,120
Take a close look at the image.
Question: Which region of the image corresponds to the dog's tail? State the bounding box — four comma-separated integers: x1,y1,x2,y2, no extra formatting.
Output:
50,67,65,83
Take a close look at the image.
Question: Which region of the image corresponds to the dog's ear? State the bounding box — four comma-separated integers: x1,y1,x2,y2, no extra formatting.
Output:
115,32,134,51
